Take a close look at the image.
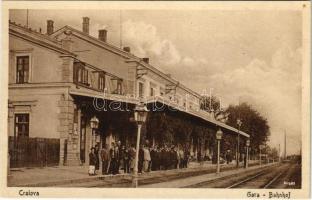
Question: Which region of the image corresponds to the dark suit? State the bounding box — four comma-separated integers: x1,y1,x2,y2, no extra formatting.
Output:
138,148,144,173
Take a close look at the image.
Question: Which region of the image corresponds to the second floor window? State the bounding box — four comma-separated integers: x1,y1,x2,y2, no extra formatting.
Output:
138,82,144,98
16,56,29,84
117,80,122,95
98,73,105,91
150,87,154,96
74,62,89,86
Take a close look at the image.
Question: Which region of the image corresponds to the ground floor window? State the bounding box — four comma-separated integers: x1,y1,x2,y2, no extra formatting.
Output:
15,113,29,137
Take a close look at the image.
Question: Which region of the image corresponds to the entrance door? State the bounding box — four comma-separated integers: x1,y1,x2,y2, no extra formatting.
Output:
80,117,87,163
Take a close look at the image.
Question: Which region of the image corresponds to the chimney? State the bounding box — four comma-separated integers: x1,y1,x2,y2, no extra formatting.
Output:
98,29,107,42
82,17,90,34
123,47,131,52
142,57,149,64
47,20,54,35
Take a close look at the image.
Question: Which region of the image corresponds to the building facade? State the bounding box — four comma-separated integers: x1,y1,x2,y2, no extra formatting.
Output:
8,17,249,167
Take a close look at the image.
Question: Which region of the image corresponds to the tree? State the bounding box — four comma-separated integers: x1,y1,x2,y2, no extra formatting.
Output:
200,96,227,122
224,102,270,154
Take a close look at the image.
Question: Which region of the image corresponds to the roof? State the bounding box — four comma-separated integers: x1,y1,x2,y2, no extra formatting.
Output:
145,96,250,138
52,25,249,137
51,25,202,98
9,21,76,56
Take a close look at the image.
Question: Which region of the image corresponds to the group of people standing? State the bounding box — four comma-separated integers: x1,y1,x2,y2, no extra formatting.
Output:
88,141,191,176
139,145,191,172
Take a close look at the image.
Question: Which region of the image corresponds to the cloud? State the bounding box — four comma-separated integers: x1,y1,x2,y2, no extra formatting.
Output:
204,45,302,153
182,57,196,66
122,20,181,65
122,20,211,69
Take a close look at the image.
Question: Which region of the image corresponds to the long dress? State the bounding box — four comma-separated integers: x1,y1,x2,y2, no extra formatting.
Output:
89,152,97,175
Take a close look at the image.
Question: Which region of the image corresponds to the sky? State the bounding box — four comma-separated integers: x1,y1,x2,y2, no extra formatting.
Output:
9,8,303,155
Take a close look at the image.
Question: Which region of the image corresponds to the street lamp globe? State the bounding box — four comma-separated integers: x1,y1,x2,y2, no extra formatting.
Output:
216,128,223,140
246,139,250,147
237,119,242,127
90,116,99,129
134,102,148,125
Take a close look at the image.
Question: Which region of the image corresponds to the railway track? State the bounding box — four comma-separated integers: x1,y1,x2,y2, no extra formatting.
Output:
187,163,299,189
226,163,296,189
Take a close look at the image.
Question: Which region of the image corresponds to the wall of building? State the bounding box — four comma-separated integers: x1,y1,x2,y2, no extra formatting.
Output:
70,36,131,83
8,87,67,139
9,35,65,84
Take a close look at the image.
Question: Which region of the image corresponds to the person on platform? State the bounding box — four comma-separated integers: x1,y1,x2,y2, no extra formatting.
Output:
123,145,130,173
178,147,184,169
100,144,110,175
88,147,97,176
150,146,158,171
109,142,119,175
164,145,171,170
170,146,178,169
197,150,202,165
94,144,100,173
129,145,136,173
143,145,151,172
138,145,144,173
226,150,231,164
159,146,165,170
184,147,190,168
116,141,121,173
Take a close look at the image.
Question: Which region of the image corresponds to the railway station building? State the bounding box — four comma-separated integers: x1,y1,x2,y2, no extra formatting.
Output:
8,17,249,168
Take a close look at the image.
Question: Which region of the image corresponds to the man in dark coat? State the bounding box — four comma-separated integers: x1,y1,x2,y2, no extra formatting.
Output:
109,142,119,175
122,145,130,173
94,144,100,172
164,146,171,170
150,146,158,171
184,148,190,168
138,145,144,173
100,144,110,175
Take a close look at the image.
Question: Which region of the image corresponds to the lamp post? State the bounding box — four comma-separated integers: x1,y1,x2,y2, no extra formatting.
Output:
245,139,250,168
216,128,223,174
133,102,148,187
236,119,242,168
90,116,99,147
259,144,264,166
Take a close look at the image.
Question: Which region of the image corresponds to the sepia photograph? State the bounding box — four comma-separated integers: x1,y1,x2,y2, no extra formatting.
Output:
1,1,310,199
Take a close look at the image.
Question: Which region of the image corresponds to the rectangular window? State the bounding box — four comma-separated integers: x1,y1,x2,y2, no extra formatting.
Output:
15,113,29,137
98,73,105,91
150,87,154,96
84,70,88,85
16,56,29,84
117,80,122,95
74,62,89,86
139,82,144,98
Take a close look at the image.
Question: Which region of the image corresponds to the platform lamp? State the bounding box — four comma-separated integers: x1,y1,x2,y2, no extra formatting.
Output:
90,116,99,147
236,119,242,168
133,102,148,187
246,139,250,168
216,128,223,174
259,144,265,166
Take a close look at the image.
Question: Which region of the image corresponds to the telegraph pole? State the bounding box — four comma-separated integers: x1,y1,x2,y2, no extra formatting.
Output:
284,130,287,159
26,9,29,28
278,143,281,162
119,10,123,48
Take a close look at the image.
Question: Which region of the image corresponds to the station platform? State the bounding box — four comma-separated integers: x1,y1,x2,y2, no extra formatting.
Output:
7,160,264,187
